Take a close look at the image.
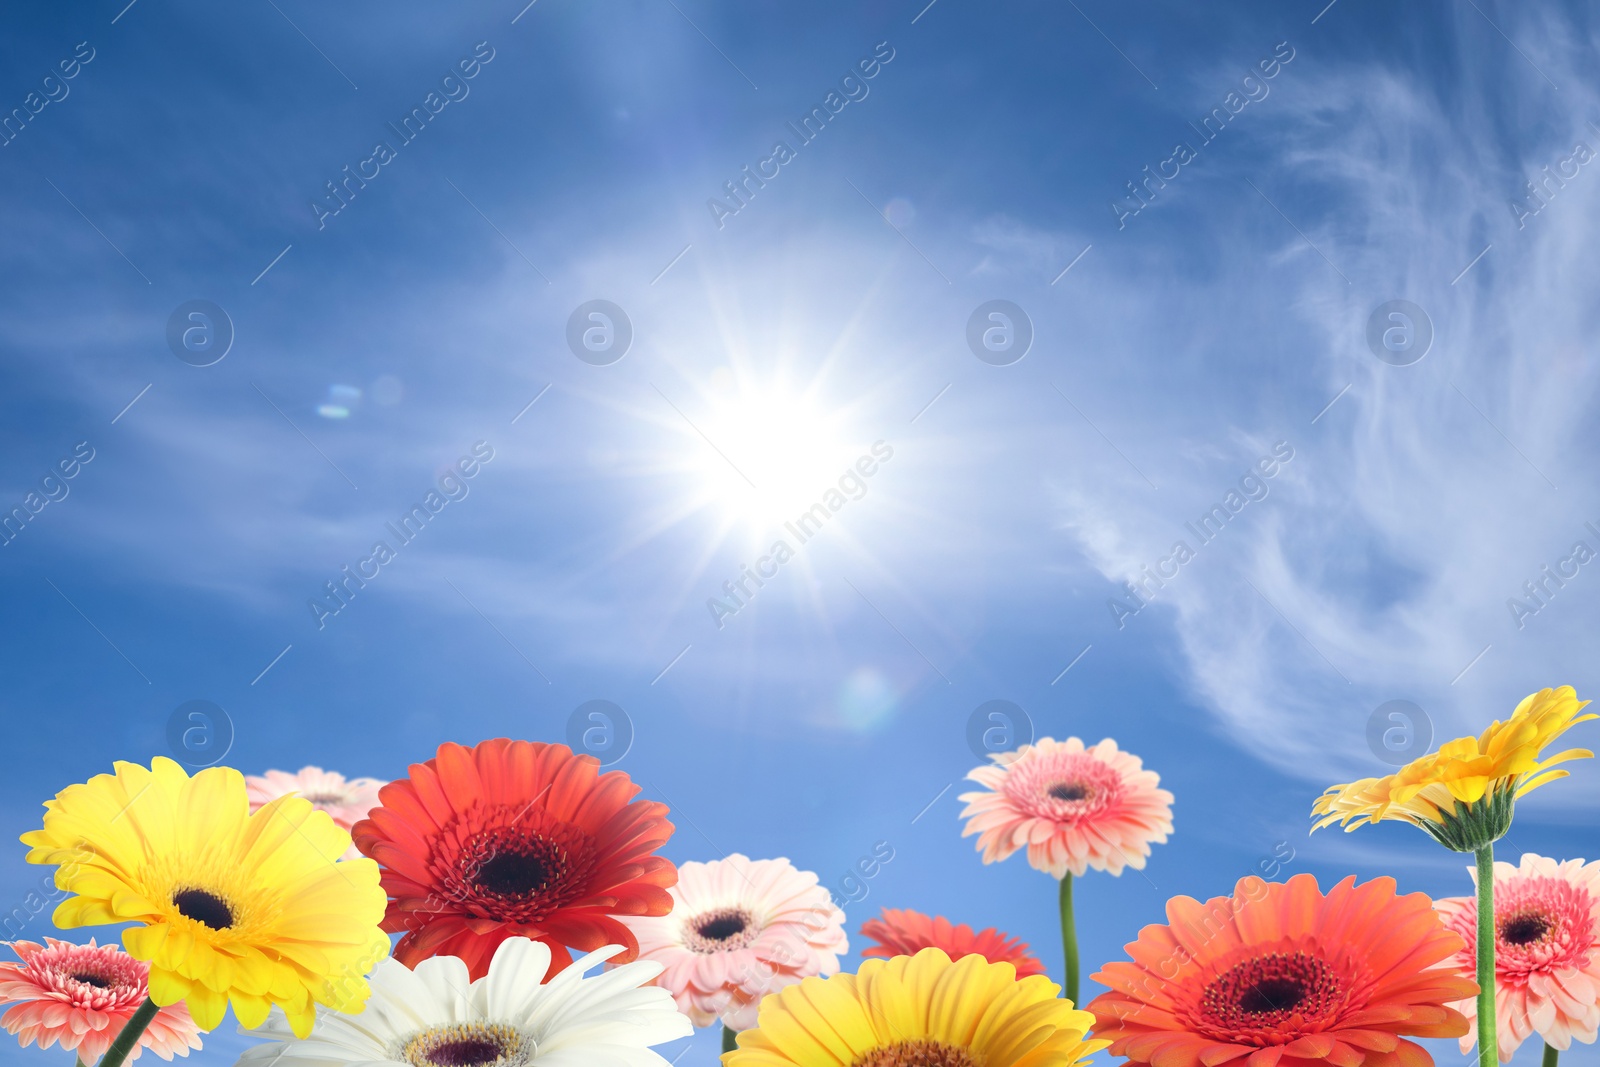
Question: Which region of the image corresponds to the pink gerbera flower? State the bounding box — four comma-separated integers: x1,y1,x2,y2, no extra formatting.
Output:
246,765,384,860
959,736,1173,877
1436,853,1600,1061
0,939,202,1064
617,853,847,1031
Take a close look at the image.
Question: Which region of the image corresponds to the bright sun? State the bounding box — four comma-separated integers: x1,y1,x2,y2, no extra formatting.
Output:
690,378,861,529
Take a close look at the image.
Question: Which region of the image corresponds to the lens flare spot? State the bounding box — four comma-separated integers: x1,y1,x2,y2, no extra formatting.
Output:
838,668,897,731
883,198,915,226
319,384,363,420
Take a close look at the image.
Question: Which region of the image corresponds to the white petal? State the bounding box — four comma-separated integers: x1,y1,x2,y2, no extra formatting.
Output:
413,954,474,1025
479,938,554,1022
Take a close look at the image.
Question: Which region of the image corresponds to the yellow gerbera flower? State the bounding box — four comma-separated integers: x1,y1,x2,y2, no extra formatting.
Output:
723,947,1107,1067
21,757,389,1037
1312,686,1595,851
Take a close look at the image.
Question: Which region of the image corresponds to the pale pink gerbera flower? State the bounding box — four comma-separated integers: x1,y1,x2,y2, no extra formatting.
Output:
959,736,1173,877
617,853,847,1031
1436,853,1600,1061
0,939,202,1064
245,765,384,860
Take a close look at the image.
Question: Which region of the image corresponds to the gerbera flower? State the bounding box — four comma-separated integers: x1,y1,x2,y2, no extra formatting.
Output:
1435,853,1600,1061
859,907,1045,977
959,736,1173,1005
351,739,676,980
1312,689,1594,1067
618,853,846,1032
1312,687,1594,852
0,938,201,1064
958,736,1174,879
21,757,389,1038
725,947,1107,1067
1088,873,1476,1067
236,936,692,1067
246,766,385,860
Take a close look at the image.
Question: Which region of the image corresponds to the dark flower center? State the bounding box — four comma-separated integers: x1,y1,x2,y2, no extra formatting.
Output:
426,1039,501,1067
172,888,234,930
402,1023,521,1067
475,851,550,897
684,906,759,954
852,1040,981,1067
1238,976,1304,1014
71,973,112,988
1049,782,1090,801
1501,911,1551,946
441,817,595,926
698,914,748,941
1200,951,1344,1038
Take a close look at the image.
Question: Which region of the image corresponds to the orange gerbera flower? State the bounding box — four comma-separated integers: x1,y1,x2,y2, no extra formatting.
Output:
1089,873,1476,1067
351,739,676,979
860,907,1046,977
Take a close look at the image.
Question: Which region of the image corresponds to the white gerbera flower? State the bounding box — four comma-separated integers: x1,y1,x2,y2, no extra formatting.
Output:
235,938,691,1067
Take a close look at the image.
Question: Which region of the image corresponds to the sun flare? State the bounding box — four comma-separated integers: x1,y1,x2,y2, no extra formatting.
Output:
690,375,864,528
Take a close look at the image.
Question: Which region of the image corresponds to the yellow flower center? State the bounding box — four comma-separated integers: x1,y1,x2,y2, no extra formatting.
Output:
140,852,282,945
851,1040,982,1067
401,1023,530,1067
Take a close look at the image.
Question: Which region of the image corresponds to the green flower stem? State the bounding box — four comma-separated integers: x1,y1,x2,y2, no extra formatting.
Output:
1475,845,1498,1067
722,1023,738,1056
99,996,159,1067
1059,873,1079,1006
1542,1042,1559,1067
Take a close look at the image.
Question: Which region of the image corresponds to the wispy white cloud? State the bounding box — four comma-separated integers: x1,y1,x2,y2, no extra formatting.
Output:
1055,4,1600,790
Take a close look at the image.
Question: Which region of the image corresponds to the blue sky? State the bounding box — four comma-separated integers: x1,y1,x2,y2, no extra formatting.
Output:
3,0,1600,1063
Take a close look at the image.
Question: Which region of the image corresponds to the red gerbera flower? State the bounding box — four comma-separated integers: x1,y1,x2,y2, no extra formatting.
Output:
859,907,1046,977
351,739,676,979
1089,874,1476,1067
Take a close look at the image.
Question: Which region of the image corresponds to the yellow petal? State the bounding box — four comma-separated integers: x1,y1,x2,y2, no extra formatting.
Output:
123,923,168,961
185,983,229,1032
231,992,273,1030
146,966,193,1007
